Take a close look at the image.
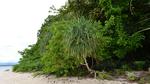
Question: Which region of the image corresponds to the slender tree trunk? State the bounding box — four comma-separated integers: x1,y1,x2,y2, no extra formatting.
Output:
83,56,97,78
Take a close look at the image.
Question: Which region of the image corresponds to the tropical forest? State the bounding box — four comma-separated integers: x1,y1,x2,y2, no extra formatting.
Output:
13,0,150,83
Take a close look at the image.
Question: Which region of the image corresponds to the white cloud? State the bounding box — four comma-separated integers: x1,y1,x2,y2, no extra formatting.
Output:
0,0,67,63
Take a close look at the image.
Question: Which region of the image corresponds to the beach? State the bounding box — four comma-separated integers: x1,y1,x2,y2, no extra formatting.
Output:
0,71,137,84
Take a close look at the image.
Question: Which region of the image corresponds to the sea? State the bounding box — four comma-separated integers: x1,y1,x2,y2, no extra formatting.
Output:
0,65,13,71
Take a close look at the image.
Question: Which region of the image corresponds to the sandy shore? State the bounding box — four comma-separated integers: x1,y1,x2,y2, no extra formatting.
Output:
0,71,137,84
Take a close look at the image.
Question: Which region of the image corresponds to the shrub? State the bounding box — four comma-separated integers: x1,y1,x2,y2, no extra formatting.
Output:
126,71,137,81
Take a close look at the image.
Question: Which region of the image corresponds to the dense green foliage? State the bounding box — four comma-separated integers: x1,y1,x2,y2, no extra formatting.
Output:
13,0,150,77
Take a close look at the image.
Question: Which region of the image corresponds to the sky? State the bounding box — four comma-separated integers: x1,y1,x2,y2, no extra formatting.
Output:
0,0,67,63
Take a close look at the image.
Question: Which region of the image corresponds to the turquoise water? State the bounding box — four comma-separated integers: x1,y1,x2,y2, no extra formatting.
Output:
0,66,13,71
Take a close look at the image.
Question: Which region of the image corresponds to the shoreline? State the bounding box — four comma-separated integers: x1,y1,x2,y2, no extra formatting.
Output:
0,71,137,84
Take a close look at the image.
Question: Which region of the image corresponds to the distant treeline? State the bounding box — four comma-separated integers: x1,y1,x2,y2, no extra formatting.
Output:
13,0,150,77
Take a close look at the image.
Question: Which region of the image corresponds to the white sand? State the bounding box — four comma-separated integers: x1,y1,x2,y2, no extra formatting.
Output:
0,71,137,84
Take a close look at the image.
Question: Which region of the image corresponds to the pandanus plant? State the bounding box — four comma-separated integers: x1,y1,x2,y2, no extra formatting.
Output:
63,17,109,77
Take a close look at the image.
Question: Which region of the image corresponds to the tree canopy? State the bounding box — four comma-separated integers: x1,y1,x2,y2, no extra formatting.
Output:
14,0,150,77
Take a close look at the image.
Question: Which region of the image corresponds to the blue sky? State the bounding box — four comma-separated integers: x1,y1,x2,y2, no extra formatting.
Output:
0,0,67,63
